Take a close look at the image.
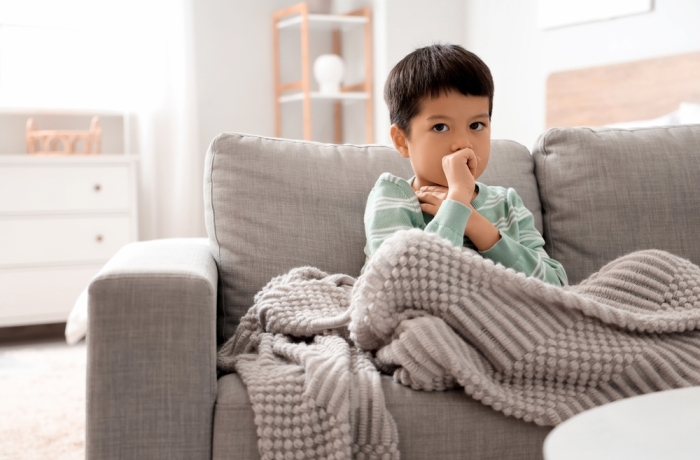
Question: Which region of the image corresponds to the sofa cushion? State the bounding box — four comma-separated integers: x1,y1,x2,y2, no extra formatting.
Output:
204,133,540,343
212,373,551,460
532,124,700,285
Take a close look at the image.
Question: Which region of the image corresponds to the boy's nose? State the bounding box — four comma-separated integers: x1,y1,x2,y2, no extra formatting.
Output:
451,139,473,152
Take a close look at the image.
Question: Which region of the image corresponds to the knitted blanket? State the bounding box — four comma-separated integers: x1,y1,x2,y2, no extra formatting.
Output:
218,269,398,460
218,228,700,458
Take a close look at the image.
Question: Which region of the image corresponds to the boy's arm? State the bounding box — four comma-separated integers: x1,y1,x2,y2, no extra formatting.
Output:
364,175,470,260
463,205,501,252
424,200,472,247
414,183,567,286
479,191,568,286
364,176,422,259
417,183,500,251
419,148,482,246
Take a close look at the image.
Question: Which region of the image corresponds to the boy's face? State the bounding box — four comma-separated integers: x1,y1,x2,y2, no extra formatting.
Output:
391,91,491,191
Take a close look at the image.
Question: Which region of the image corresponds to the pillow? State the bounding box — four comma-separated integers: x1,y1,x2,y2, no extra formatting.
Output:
533,124,700,285
604,111,679,129
604,102,700,129
678,102,700,124
65,288,88,345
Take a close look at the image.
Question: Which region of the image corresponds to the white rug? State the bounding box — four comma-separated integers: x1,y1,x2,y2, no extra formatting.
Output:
0,340,86,460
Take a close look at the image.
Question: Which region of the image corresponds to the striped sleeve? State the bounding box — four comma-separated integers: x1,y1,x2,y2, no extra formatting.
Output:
364,174,422,259
363,173,471,261
480,188,568,286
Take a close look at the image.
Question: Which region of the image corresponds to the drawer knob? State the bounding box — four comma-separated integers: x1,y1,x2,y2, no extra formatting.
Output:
96,235,104,243
94,184,102,192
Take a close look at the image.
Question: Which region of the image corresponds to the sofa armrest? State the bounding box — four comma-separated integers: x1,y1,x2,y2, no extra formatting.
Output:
87,238,218,460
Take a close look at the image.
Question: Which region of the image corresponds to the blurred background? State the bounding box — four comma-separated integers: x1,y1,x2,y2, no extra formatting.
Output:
1,4,698,455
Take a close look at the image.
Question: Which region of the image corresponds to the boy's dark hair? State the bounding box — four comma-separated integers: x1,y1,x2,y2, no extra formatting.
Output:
384,44,494,137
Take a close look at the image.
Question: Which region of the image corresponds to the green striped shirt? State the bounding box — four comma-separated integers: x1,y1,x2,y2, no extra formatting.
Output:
363,172,568,286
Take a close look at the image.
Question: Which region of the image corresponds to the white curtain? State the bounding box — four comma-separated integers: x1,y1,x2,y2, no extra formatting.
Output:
0,0,205,240
132,0,205,239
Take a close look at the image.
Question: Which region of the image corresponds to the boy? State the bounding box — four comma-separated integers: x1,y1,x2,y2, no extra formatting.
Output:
363,44,567,286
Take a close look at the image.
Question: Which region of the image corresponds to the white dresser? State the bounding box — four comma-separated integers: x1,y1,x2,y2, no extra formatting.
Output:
0,154,139,327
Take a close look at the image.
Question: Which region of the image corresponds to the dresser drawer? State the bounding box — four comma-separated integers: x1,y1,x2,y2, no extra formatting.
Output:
0,264,101,326
0,215,131,267
0,165,130,213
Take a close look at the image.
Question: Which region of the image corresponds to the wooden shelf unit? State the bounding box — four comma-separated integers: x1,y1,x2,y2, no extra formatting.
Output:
273,3,373,143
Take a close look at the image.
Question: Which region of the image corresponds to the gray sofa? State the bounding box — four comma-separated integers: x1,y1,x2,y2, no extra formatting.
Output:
87,124,700,459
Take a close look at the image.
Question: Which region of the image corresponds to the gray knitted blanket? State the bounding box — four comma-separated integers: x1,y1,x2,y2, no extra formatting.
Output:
218,228,700,458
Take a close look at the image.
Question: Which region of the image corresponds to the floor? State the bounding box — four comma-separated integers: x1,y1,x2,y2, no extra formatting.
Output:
0,323,86,460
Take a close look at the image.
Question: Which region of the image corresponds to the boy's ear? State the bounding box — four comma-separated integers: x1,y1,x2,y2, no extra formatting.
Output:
390,124,410,159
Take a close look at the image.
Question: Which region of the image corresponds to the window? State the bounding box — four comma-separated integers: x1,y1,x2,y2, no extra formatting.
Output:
0,0,163,110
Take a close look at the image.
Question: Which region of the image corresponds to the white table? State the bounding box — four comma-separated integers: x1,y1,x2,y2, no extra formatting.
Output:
543,386,700,460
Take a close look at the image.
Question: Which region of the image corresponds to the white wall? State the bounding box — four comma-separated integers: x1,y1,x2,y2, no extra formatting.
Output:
192,0,297,157
464,0,700,150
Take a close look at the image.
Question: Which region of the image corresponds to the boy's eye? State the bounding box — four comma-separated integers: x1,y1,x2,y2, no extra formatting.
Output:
470,122,485,131
432,123,449,133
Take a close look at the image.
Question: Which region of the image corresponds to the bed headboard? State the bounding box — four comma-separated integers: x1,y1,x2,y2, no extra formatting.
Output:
546,51,700,128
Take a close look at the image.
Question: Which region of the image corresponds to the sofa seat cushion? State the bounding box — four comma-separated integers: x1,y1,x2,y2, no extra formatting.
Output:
533,124,700,284
204,133,542,344
212,373,551,460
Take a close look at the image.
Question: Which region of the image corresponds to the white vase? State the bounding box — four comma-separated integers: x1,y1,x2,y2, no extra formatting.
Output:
330,0,356,14
313,54,345,94
307,0,332,14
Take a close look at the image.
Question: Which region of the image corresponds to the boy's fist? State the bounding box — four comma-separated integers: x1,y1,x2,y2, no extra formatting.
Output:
442,148,477,206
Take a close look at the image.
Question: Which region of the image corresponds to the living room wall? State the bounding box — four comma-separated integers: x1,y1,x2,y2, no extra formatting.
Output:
463,0,700,150
191,0,292,159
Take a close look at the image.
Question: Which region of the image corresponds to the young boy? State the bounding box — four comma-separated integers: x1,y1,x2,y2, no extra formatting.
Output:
363,44,567,286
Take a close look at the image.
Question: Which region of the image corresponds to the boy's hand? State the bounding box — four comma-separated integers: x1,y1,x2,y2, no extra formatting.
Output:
416,185,448,216
442,148,477,206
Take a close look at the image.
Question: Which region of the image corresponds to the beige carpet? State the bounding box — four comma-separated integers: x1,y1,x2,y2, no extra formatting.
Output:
0,339,86,460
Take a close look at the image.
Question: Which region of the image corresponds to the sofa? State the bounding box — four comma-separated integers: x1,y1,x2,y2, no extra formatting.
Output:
86,124,700,459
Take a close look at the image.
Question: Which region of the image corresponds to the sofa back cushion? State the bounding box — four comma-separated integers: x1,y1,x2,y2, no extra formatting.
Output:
532,124,700,285
205,133,541,343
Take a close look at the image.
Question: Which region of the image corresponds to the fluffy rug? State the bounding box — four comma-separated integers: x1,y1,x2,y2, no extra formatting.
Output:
0,340,86,460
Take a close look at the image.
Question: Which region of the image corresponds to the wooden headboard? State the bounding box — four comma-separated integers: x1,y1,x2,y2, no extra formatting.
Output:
546,51,700,128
